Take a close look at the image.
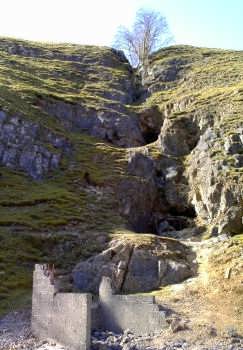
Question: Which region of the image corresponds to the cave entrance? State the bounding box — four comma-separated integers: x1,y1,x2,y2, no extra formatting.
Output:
128,205,197,237
142,130,160,144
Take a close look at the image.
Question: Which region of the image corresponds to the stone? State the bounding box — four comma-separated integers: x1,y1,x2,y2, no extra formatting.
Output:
157,220,175,235
40,98,144,148
73,237,192,294
127,152,155,179
234,154,243,167
170,318,188,333
161,260,192,285
137,106,163,144
117,176,159,233
187,127,243,235
0,111,71,179
158,116,199,157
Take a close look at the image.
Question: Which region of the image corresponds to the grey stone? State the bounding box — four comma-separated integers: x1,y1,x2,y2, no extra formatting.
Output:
163,260,192,285
73,238,192,294
170,318,188,333
127,152,155,179
158,116,199,157
0,110,71,179
187,127,243,235
40,99,144,148
234,154,243,167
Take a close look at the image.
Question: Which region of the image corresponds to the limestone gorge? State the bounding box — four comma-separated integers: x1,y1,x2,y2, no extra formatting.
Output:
0,38,242,348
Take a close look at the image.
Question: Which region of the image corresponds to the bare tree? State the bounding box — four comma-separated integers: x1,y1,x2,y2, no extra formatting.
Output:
114,8,171,72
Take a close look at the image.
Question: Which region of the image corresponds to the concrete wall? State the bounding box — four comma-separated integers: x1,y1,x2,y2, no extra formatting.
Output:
32,265,91,350
98,277,167,335
32,266,168,347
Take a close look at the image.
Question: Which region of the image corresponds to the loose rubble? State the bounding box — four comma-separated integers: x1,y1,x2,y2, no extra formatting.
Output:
0,309,242,350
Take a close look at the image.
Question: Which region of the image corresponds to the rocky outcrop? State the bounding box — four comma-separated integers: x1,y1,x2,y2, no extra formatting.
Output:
157,109,243,235
137,106,164,144
158,115,200,156
187,127,243,235
118,151,160,232
38,98,144,148
143,46,243,236
117,149,196,235
0,110,71,179
72,236,194,293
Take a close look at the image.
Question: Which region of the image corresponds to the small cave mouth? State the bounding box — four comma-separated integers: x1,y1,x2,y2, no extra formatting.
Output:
128,205,197,236
159,216,190,231
169,206,197,219
143,129,160,144
128,216,155,234
155,206,197,234
83,171,97,187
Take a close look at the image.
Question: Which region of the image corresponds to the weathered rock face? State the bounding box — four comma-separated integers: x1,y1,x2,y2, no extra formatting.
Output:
0,110,70,179
137,106,164,144
187,127,243,235
158,115,200,157
117,149,195,235
118,151,160,232
144,46,243,235
72,236,193,293
39,98,144,148
156,109,243,234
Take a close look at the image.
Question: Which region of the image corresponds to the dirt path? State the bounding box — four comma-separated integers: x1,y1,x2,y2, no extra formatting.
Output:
154,234,243,338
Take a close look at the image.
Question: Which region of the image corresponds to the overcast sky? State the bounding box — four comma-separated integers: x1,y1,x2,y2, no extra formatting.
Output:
0,0,242,50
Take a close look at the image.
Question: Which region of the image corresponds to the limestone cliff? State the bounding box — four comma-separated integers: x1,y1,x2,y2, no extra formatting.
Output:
0,38,242,314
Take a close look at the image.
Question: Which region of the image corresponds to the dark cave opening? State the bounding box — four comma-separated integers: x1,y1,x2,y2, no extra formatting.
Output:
142,130,160,144
169,206,197,219
128,204,197,237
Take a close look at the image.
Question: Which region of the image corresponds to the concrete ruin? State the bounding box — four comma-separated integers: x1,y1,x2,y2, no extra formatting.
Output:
32,265,91,350
31,264,167,350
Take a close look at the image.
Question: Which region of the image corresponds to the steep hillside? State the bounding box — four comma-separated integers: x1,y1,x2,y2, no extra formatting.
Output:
0,38,242,332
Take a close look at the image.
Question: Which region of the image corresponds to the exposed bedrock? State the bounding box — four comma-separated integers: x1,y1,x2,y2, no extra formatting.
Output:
187,127,243,235
72,236,194,294
157,106,243,235
118,99,243,236
142,57,190,91
137,105,164,144
39,98,145,148
117,151,196,235
158,115,200,157
0,110,71,179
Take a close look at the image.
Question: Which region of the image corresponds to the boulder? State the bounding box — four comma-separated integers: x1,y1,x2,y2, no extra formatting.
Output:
158,115,199,157
72,235,193,294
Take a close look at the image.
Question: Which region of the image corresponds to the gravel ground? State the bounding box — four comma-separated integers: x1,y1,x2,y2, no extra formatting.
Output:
0,309,242,350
